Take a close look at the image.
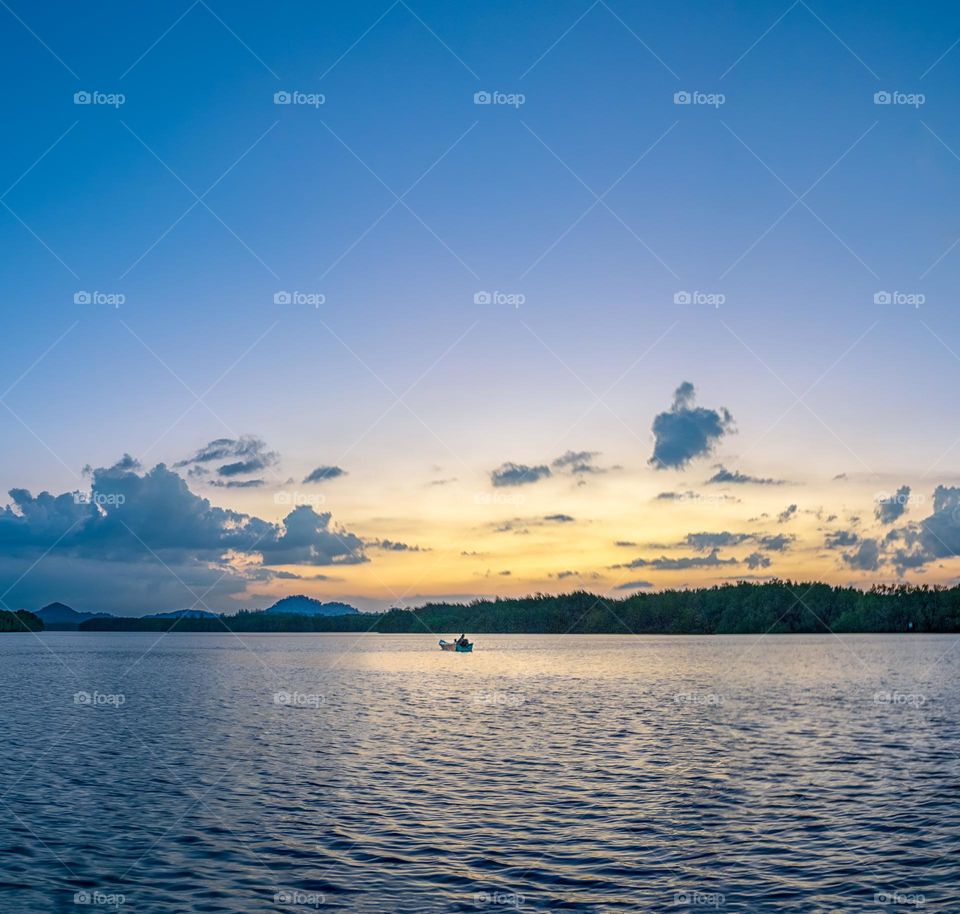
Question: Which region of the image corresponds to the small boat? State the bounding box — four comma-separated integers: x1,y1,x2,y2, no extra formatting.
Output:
439,639,473,653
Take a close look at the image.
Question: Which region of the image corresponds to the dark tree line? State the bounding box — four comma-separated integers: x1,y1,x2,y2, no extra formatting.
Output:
0,610,44,632
78,581,960,634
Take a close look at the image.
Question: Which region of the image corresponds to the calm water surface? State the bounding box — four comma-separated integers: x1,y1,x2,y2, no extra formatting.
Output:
1,632,958,912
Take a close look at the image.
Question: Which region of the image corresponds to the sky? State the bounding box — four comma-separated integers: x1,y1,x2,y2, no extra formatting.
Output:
3,0,960,614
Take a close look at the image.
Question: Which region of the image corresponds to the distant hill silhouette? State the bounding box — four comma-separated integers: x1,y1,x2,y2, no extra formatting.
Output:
36,602,113,629
77,581,960,634
263,595,359,616
143,609,221,620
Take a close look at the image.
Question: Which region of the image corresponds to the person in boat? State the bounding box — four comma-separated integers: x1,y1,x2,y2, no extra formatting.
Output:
456,633,470,647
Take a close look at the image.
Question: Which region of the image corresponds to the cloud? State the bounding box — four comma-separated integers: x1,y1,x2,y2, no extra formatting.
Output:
209,479,266,489
649,383,734,470
654,490,740,504
304,465,347,484
684,531,751,551
84,454,140,475
875,486,910,524
492,514,575,534
175,436,279,487
369,539,427,552
843,538,881,571
825,530,859,549
680,531,791,553
706,465,784,486
614,540,637,547
612,549,738,570
613,580,655,590
0,460,368,614
490,462,551,487
777,504,798,524
218,458,272,477
551,450,612,476
744,552,772,569
881,486,960,572
754,533,793,552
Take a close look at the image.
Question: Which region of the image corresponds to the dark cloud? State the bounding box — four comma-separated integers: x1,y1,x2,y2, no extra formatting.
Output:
490,462,551,487
176,436,278,484
706,465,784,486
843,538,881,571
209,479,266,489
0,460,367,614
754,533,793,552
613,580,655,590
875,486,910,524
552,450,612,476
304,465,346,484
777,504,798,524
680,531,791,553
649,383,733,470
428,477,457,486
492,514,575,534
612,549,738,571
614,540,637,547
84,454,140,475
654,490,740,504
369,539,427,552
219,458,270,477
882,486,960,572
177,436,274,469
825,530,859,549
744,552,772,570
684,531,751,551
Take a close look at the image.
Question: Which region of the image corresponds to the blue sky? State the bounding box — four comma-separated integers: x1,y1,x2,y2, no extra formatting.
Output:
3,0,960,613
